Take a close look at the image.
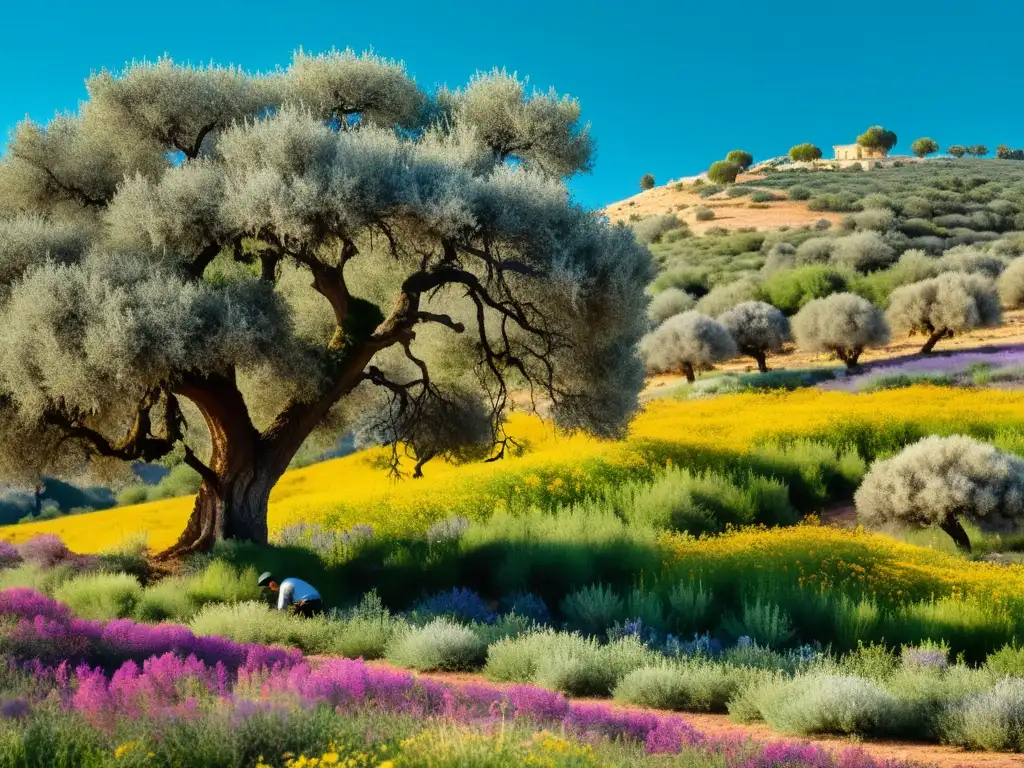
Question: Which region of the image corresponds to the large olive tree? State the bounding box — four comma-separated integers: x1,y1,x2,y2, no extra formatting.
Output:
0,52,653,556
886,272,1001,353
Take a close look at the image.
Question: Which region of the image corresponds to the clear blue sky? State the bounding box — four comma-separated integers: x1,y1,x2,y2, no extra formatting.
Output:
2,0,1020,209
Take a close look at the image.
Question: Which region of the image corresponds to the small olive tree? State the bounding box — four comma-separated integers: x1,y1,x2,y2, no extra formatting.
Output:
725,150,754,170
886,272,1002,353
968,144,989,158
998,256,1024,308
910,137,939,158
640,173,656,191
855,435,1024,552
695,277,763,317
718,300,790,372
648,288,696,327
792,293,890,369
788,143,822,163
856,126,898,154
946,145,967,158
707,161,740,185
639,311,736,382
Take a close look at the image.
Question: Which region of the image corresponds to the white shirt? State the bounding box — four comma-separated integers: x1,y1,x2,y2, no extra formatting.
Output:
277,578,321,611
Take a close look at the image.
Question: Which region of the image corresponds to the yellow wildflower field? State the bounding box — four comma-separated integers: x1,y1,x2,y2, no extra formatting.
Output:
4,385,1024,554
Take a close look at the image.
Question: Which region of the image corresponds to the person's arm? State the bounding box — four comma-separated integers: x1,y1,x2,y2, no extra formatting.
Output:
277,581,293,611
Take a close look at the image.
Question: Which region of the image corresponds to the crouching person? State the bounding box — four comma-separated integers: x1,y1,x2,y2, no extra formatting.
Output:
258,571,323,617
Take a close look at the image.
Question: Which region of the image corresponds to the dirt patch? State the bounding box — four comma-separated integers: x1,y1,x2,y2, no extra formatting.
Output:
306,658,1024,767
602,176,844,235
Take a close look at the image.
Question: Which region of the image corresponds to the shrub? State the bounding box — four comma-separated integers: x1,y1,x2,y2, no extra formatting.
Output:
985,644,1024,676
749,191,776,203
855,435,1024,553
116,485,150,506
694,207,715,221
667,581,713,635
831,231,897,273
718,301,791,372
762,266,849,314
807,193,860,212
189,600,330,651
788,144,822,163
647,288,696,326
639,173,655,191
695,278,763,316
651,266,711,296
999,256,1024,308
947,145,967,158
639,311,736,381
968,144,989,157
725,150,754,170
787,186,812,201
943,678,1024,751
613,660,745,712
185,560,261,607
412,587,495,624
499,592,551,624
814,218,832,230
0,562,74,594
134,577,196,622
792,293,890,369
560,583,625,636
633,213,684,245
848,209,895,234
794,237,835,265
53,572,142,620
721,600,794,648
707,161,740,185
385,618,486,671
938,246,1006,278
886,272,1002,353
747,673,902,736
911,137,939,158
762,242,796,273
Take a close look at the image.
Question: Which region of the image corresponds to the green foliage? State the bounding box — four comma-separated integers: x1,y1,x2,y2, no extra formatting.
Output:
947,145,967,158
749,190,777,203
613,660,750,712
968,144,989,157
761,265,849,314
856,125,898,152
561,583,625,635
707,161,740,185
385,618,487,671
639,173,656,190
54,572,142,620
910,137,939,158
725,150,754,170
787,185,812,200
184,560,262,607
807,193,862,212
788,144,822,163
694,206,716,221
721,600,795,648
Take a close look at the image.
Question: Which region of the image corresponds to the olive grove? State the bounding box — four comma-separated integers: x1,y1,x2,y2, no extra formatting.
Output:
0,52,653,555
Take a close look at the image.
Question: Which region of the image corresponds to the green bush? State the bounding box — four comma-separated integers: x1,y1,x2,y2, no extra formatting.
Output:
561,583,625,635
0,562,74,595
185,560,261,607
750,191,777,203
721,600,795,648
761,265,849,314
667,581,713,635
708,161,740,185
807,193,861,213
942,678,1024,751
694,207,715,221
385,618,487,671
742,672,903,736
788,186,812,201
613,660,750,712
189,600,334,652
54,572,142,620
134,576,196,622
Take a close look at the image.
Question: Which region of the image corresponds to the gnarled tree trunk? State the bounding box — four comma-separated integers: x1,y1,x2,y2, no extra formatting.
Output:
681,362,696,383
939,516,972,553
920,328,952,354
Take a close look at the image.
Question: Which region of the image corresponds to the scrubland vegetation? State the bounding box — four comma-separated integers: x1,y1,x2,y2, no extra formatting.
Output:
6,41,1024,768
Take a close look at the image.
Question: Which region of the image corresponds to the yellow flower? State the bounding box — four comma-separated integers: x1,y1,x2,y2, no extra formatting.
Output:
114,742,138,759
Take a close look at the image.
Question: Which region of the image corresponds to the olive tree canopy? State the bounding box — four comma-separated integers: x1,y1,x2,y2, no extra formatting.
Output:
0,52,653,556
718,300,790,372
886,272,1001,353
792,293,889,369
639,311,736,382
855,435,1024,552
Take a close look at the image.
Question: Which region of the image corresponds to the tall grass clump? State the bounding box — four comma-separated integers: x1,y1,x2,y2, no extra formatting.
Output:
53,572,142,620
942,679,1024,751
561,583,625,635
613,660,753,712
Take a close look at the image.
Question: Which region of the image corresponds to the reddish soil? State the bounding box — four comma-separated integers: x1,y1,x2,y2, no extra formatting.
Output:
307,657,1024,767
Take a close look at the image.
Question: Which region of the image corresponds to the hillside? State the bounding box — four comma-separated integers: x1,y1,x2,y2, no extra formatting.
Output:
603,172,845,234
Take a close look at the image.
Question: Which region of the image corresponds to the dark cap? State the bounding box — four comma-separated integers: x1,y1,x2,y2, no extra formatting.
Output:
257,571,274,587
